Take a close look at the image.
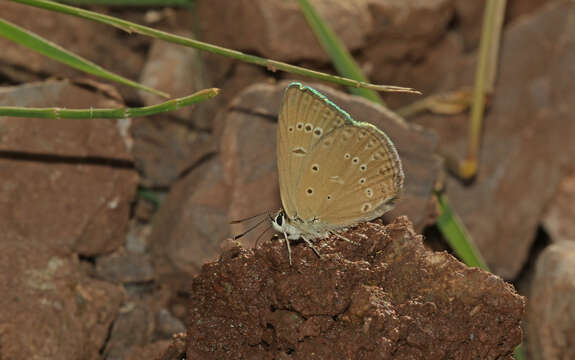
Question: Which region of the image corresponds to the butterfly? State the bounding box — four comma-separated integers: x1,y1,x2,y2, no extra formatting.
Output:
271,82,404,264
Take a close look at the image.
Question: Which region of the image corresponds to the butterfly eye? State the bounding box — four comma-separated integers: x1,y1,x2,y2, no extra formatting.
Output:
296,122,304,130
359,178,366,185
360,164,367,172
304,123,313,132
288,126,294,132
275,213,283,226
362,203,372,212
344,153,351,159
313,128,323,137
352,157,360,164
311,164,320,172
365,188,374,198
306,188,314,196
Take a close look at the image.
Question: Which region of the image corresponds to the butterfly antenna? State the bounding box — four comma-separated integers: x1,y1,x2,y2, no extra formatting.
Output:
254,224,274,249
232,216,268,241
230,211,269,224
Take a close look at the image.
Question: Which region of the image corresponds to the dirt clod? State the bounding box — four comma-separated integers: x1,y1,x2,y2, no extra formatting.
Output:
187,216,525,359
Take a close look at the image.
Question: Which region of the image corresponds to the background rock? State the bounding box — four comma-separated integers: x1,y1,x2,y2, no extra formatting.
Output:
150,156,230,290
413,1,575,278
543,169,575,243
0,240,125,359
195,0,371,62
0,81,138,257
527,241,575,360
0,2,145,101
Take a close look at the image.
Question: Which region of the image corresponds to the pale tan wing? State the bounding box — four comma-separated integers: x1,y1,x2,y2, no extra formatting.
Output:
293,122,404,229
277,83,348,219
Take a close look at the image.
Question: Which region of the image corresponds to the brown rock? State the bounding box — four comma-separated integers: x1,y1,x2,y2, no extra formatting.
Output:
150,156,230,288
195,0,371,62
187,217,525,359
139,35,215,128
543,169,575,243
0,240,125,359
527,241,575,360
414,1,575,278
508,0,554,21
104,301,155,359
0,2,145,99
365,0,455,61
220,81,442,242
125,340,172,360
0,81,139,256
155,333,187,360
454,0,484,50
131,116,216,187
96,249,156,283
155,308,186,338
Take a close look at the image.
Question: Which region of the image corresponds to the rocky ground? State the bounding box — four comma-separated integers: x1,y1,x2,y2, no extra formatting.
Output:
0,0,573,359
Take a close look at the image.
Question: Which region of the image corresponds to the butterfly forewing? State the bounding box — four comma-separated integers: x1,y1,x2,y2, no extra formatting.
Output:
277,84,349,219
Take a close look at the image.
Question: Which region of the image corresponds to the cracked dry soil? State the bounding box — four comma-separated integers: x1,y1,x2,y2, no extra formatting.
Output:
183,217,524,359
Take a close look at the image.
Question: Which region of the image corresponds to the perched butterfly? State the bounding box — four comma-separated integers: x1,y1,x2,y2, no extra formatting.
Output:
271,82,404,264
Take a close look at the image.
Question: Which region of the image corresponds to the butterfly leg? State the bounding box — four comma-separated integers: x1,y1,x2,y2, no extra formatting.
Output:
301,236,321,258
283,231,292,265
332,232,359,246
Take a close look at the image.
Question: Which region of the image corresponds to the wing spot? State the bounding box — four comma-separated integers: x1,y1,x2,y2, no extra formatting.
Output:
362,203,372,212
352,157,360,164
288,126,294,132
306,188,314,196
365,188,374,198
304,123,313,132
311,164,320,173
323,140,332,147
292,147,307,156
359,178,366,185
327,195,332,201
344,153,351,160
360,164,367,171
296,122,304,130
313,128,323,137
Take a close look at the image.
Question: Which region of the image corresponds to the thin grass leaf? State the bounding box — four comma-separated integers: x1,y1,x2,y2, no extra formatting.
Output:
296,0,384,105
462,0,506,179
9,0,419,94
0,88,218,119
435,191,488,270
0,18,168,98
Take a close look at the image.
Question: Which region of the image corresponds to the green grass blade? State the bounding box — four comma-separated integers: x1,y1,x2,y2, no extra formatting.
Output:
0,88,218,119
296,0,384,105
9,0,419,94
0,18,168,98
436,191,488,270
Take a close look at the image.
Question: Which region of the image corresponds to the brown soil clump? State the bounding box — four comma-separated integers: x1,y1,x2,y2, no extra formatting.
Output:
185,216,524,359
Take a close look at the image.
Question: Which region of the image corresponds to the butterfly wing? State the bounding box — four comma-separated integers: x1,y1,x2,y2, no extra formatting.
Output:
277,83,348,219
293,120,404,230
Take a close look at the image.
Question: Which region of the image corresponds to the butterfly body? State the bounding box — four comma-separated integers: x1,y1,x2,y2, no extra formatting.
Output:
273,83,404,263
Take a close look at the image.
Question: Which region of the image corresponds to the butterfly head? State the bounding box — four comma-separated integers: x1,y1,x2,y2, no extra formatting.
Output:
271,209,304,240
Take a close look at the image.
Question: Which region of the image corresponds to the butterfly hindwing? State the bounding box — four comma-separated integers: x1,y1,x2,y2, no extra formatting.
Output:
293,120,404,229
